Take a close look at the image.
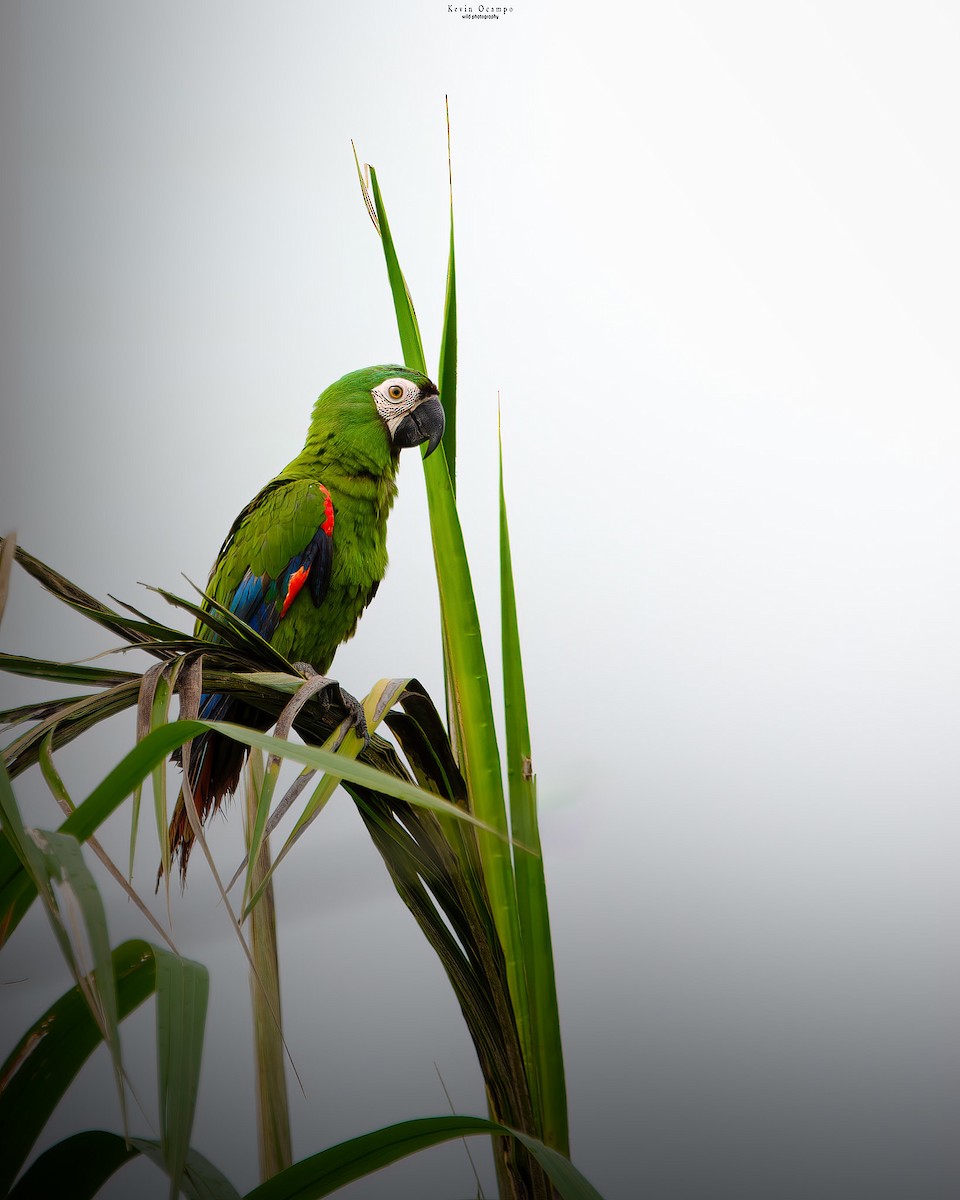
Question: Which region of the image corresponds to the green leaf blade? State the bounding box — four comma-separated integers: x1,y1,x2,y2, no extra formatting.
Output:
156,952,210,1200
367,160,536,1128
0,939,157,1196
8,1132,240,1200
7,1130,138,1200
437,159,458,490
368,166,427,374
242,1115,604,1200
0,766,127,1135
132,1138,242,1200
500,436,569,1155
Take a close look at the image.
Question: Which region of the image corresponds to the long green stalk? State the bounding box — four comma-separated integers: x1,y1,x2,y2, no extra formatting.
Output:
500,430,568,1155
367,165,535,1090
245,751,293,1180
437,98,458,496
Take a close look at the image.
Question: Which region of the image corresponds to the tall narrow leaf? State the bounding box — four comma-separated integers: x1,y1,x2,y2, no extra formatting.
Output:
0,764,127,1135
435,105,461,753
0,531,16,625
2,716,497,952
242,677,412,918
37,735,177,953
365,164,534,1083
8,1130,138,1200
8,1133,240,1200
437,98,458,493
156,951,210,1200
367,167,426,373
501,426,569,1155
148,658,183,886
242,1116,604,1200
244,752,292,1181
0,940,155,1196
240,672,346,911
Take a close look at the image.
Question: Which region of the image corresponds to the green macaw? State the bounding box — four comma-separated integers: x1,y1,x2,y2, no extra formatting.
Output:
167,364,443,877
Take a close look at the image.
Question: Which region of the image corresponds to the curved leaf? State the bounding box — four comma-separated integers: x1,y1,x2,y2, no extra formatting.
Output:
241,677,414,919
1,715,503,947
156,954,210,1198
368,164,534,1118
0,937,211,1199
7,1132,239,1200
0,763,127,1133
437,97,458,491
132,1138,241,1200
0,653,137,688
242,1115,604,1200
501,429,568,1154
0,940,156,1195
8,1130,137,1200
0,721,205,946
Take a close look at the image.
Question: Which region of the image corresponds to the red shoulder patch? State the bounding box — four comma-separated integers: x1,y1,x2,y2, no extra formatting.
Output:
319,484,334,537
280,565,310,618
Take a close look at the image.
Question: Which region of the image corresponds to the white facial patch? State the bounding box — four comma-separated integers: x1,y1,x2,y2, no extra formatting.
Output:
371,377,423,434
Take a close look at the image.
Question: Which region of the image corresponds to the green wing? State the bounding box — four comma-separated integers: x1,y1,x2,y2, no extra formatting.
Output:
202,478,335,643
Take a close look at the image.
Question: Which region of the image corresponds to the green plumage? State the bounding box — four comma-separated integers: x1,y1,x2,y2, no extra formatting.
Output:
207,464,392,673
166,363,442,877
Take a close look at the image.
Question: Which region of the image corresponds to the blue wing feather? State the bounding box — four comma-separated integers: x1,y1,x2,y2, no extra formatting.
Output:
227,523,333,642
170,488,337,879
192,523,334,750
229,572,267,626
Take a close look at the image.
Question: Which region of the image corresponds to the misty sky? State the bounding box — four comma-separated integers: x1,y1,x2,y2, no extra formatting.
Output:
1,3,958,1197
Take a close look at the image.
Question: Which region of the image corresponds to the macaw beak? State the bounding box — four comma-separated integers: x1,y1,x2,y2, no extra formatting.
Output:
392,391,445,457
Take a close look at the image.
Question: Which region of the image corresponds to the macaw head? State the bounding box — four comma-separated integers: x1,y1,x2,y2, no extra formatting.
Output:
311,364,444,464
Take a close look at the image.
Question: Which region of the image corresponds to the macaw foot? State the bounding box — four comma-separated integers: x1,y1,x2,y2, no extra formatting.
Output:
292,663,370,749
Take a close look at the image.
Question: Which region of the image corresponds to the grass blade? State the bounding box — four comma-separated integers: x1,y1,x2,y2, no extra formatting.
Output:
241,672,338,912
0,765,127,1135
366,159,539,1153
277,677,409,846
0,531,16,625
37,734,177,954
0,939,156,1195
131,1138,241,1200
7,1130,138,1200
0,654,138,688
367,165,426,372
244,752,292,1180
1,697,94,729
367,167,531,1070
8,1133,241,1200
3,680,144,780
149,584,294,675
133,662,169,880
0,720,216,947
209,722,507,838
1,714,502,950
500,426,569,1154
150,658,184,890
437,98,458,493
156,951,210,1200
2,540,158,649
241,1115,604,1200
241,677,413,919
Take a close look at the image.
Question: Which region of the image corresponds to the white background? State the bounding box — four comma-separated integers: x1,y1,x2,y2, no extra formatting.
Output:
2,2,958,1196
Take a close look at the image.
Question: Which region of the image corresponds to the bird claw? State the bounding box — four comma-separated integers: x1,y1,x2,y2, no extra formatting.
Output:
292,664,369,749
338,689,370,750
292,662,320,678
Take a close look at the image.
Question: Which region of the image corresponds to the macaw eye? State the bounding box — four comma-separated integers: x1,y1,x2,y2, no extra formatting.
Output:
387,384,404,401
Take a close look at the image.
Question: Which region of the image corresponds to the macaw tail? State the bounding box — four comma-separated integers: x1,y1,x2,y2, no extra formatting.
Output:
163,691,264,883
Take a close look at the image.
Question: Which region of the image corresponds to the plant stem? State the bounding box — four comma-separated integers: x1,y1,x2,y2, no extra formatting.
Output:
245,753,292,1180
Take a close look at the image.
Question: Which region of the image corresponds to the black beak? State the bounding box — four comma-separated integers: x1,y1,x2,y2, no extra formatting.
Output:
393,392,445,458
